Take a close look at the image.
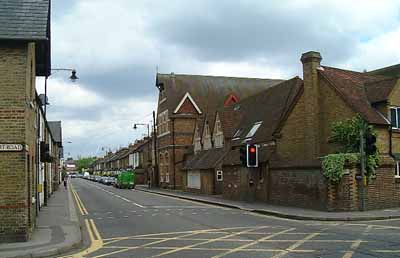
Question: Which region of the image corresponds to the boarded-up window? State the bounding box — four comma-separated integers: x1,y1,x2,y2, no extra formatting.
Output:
187,171,200,189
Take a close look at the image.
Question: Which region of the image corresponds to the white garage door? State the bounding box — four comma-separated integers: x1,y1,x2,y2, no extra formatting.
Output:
187,171,201,189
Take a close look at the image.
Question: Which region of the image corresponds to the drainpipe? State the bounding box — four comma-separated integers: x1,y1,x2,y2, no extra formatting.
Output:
172,117,176,189
389,126,394,158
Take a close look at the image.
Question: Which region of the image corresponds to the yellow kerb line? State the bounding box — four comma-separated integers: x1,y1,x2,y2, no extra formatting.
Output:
71,189,84,216
58,219,103,258
72,187,88,215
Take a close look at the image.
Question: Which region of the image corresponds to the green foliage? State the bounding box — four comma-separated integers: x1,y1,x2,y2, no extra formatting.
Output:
323,115,380,183
322,153,359,183
329,115,364,153
76,157,97,172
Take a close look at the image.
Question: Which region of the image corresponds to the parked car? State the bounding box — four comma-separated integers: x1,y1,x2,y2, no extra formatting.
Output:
102,177,114,185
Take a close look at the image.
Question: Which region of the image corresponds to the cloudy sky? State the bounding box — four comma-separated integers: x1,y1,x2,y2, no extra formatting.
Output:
37,0,400,159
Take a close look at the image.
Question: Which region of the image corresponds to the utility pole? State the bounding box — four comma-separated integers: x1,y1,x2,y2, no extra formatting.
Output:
359,126,366,211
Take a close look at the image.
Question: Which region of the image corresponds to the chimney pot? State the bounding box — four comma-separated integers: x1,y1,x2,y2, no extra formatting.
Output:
300,51,322,64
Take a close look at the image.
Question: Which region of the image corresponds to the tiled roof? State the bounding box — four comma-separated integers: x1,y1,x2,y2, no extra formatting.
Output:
0,0,50,40
368,63,400,78
48,121,62,144
183,148,228,170
157,73,284,133
319,66,391,125
365,77,399,103
226,77,304,145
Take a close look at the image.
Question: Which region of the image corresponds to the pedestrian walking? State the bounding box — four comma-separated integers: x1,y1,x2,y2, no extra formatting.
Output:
64,176,68,190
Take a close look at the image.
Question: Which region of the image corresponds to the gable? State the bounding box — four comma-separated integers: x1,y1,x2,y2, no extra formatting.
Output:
224,94,239,107
213,113,223,135
174,92,202,114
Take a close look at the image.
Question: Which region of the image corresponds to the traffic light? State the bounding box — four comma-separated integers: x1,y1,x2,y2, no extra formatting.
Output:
365,128,377,155
239,146,247,166
247,144,258,167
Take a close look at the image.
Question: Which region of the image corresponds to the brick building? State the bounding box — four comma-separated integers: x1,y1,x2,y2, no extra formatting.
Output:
155,73,282,189
0,0,53,242
195,51,400,211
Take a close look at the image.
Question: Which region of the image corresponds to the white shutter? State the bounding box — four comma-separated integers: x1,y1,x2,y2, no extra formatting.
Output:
187,171,200,189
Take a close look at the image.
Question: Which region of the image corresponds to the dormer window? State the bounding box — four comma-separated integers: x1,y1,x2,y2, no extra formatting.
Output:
246,121,262,138
232,128,243,140
390,107,400,129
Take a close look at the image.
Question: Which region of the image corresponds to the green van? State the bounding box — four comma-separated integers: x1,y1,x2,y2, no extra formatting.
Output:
115,170,135,189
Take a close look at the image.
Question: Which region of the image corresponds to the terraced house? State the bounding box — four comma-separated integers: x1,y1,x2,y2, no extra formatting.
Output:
0,0,62,242
155,73,282,189
182,51,400,211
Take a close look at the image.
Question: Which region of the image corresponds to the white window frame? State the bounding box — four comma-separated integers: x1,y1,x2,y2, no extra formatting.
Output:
246,121,262,138
232,128,243,140
216,170,223,181
390,107,400,129
396,161,400,178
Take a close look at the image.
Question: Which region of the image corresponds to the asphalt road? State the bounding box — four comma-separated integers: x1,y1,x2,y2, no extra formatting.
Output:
65,178,400,258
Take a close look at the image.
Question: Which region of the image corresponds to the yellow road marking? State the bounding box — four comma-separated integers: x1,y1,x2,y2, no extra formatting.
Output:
374,250,400,253
342,224,371,258
72,190,85,216
102,226,264,242
270,232,320,258
74,189,89,215
150,226,271,258
92,229,215,258
212,228,296,258
102,245,314,252
59,219,103,258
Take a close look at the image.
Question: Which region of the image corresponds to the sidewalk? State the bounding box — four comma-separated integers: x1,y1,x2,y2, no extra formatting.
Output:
0,184,82,258
136,185,400,221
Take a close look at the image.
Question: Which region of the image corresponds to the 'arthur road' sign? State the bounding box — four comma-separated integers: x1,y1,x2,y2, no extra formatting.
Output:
0,144,24,152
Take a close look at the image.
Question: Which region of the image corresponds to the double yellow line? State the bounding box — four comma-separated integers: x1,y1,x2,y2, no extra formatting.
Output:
61,219,103,258
61,185,103,257
71,185,88,216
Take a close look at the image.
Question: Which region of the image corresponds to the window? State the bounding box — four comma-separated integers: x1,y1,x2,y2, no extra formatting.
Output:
216,170,223,181
245,121,262,138
396,161,400,178
157,110,169,136
232,129,243,140
390,107,400,128
187,171,201,189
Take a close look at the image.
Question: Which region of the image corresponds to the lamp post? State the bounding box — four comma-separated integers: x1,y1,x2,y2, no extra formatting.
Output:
44,68,78,116
133,123,151,186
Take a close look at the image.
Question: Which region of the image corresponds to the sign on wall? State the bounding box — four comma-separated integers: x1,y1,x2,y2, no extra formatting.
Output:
0,144,24,152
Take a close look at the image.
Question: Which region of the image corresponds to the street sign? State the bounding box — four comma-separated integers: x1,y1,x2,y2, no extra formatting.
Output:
0,144,24,152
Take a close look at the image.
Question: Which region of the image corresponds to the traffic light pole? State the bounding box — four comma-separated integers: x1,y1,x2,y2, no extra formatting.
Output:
359,127,366,211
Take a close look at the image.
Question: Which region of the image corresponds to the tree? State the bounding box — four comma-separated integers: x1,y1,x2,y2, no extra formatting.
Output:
76,157,97,172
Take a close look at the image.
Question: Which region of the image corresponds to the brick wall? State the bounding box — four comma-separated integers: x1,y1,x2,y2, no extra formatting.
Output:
326,156,400,211
268,168,328,210
0,43,37,242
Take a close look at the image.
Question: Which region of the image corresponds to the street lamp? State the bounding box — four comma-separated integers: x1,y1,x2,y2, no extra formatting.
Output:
44,68,79,116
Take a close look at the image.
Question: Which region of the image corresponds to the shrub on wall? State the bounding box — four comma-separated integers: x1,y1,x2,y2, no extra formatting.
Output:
323,115,379,183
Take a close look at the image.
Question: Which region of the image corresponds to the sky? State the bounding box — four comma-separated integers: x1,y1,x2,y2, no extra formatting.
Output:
37,0,400,159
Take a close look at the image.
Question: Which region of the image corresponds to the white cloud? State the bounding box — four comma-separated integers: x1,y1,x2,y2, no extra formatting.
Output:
48,0,400,158
36,77,104,108
343,25,400,71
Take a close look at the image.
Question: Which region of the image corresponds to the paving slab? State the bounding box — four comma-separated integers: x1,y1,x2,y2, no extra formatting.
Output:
0,183,82,258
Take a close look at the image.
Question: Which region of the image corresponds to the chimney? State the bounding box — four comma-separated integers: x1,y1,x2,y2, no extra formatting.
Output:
300,51,322,161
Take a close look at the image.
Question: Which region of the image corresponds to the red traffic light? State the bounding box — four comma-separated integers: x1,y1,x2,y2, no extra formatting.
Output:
249,147,256,153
